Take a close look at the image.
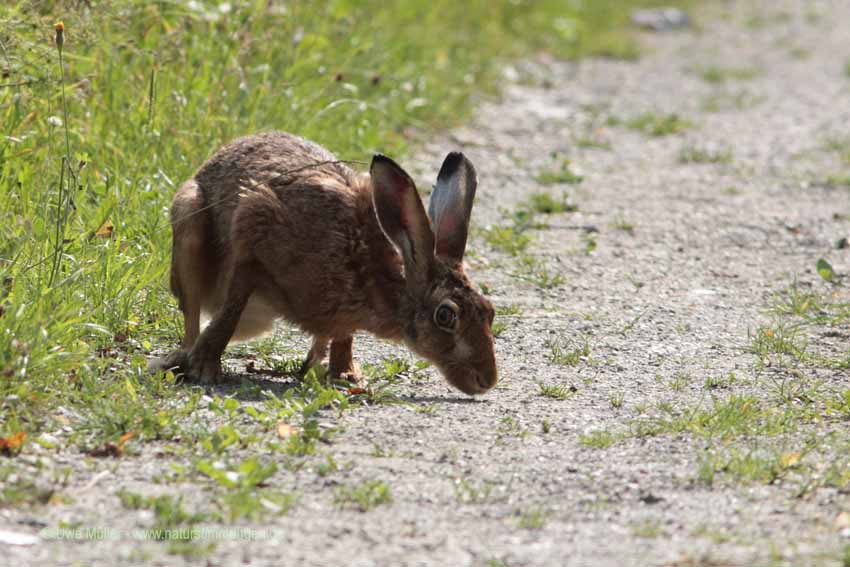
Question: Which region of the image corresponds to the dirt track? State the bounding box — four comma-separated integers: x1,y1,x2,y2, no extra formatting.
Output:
6,1,850,565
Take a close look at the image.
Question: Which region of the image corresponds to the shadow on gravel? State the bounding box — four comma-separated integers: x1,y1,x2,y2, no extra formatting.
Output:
185,373,300,402
398,394,488,405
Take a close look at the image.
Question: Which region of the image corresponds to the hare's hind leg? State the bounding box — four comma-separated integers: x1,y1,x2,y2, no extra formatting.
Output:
149,180,214,375
170,180,212,350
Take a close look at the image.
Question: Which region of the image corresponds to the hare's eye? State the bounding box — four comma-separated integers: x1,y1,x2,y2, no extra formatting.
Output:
434,302,458,331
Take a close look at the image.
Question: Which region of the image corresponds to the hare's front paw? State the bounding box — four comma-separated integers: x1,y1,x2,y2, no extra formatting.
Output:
185,346,223,385
188,357,222,384
148,349,189,375
330,362,365,387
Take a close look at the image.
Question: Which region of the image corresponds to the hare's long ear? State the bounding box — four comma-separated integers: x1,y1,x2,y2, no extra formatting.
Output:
428,152,477,265
371,154,435,291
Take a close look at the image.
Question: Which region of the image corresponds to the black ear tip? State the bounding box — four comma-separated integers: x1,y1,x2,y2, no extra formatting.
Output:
437,152,469,179
370,153,395,169
370,153,415,186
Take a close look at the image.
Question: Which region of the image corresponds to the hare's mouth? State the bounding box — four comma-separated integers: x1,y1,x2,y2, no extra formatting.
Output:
442,366,497,396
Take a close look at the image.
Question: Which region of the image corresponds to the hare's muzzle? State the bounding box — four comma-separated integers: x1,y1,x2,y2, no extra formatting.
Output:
443,359,498,396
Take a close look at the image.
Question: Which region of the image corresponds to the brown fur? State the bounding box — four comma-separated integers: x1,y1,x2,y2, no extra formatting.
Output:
154,131,497,395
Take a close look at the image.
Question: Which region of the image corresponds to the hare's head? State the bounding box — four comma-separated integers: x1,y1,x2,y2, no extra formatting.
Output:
371,152,497,395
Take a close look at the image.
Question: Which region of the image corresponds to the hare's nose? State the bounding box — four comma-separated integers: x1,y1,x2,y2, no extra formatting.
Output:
475,370,497,391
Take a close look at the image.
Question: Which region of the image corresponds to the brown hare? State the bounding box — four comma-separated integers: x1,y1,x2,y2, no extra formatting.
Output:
153,132,497,395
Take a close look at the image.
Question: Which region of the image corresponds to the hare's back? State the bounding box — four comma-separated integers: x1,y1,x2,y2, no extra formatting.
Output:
194,131,349,200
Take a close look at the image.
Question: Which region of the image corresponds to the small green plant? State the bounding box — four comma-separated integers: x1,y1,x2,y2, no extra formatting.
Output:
609,392,624,408
527,191,578,214
496,304,521,316
546,336,592,366
582,232,598,255
538,383,576,400
535,159,584,185
315,455,339,477
669,372,691,392
482,225,532,256
541,419,552,434
335,480,392,512
579,430,617,449
632,519,664,538
626,112,690,136
700,91,765,112
612,214,635,234
454,478,495,504
491,321,508,337
826,174,850,187
679,144,733,164
824,135,850,165
517,507,549,530
497,415,528,438
514,255,565,289
704,372,737,390
749,324,809,365
576,136,612,150
696,65,761,84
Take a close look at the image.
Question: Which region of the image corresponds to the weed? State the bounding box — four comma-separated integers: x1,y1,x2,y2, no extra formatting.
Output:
535,160,584,186
517,507,549,529
625,113,690,137
679,144,733,164
497,415,528,439
576,136,612,150
538,383,576,400
546,336,592,366
482,225,532,256
612,214,635,234
700,91,765,113
454,478,496,504
696,65,761,84
632,519,664,538
316,455,339,477
824,136,850,165
582,232,598,255
704,372,737,391
826,174,850,187
527,191,578,214
492,321,508,338
335,480,392,512
749,324,809,366
609,392,625,408
513,255,565,289
579,430,618,449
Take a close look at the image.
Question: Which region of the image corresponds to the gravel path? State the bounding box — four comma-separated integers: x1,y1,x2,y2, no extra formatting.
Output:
6,1,850,565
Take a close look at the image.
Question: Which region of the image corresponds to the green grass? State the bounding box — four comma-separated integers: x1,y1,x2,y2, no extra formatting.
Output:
535,160,585,186
546,336,592,366
0,0,684,443
334,480,392,512
538,382,576,400
695,65,762,84
517,507,549,530
625,112,690,137
527,191,578,214
700,90,765,113
679,144,733,164
579,430,618,449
